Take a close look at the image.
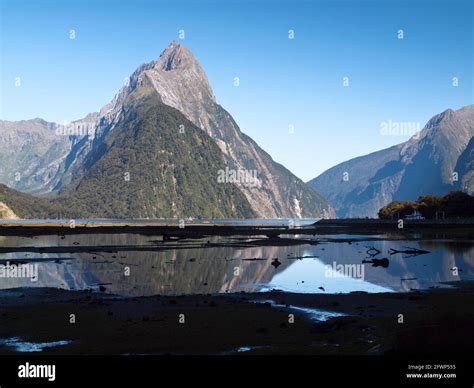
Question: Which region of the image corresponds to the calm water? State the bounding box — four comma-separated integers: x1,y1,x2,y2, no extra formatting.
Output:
0,232,472,296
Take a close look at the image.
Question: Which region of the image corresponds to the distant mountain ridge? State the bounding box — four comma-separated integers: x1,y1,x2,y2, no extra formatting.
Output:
308,105,474,218
455,136,474,194
0,118,70,194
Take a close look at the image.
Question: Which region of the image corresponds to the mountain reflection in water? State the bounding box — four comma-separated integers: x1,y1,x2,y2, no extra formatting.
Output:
0,233,472,296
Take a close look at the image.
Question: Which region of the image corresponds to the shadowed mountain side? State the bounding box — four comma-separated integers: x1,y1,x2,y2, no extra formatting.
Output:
309,105,474,218
308,145,403,218
0,115,99,195
455,136,474,194
0,118,71,195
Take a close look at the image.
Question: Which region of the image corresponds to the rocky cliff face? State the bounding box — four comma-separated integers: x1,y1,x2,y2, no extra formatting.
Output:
455,136,474,195
57,42,334,219
0,118,72,194
0,112,100,195
0,201,18,219
308,105,474,218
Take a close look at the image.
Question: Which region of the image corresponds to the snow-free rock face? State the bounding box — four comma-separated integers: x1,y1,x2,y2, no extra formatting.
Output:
455,136,474,195
57,41,334,218
0,201,18,219
0,113,99,195
308,105,474,218
0,118,71,195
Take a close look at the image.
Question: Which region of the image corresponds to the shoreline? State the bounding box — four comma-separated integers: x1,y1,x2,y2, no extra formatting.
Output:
0,218,473,237
0,282,473,355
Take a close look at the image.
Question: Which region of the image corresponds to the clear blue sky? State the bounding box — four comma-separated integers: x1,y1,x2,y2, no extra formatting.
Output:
1,0,472,180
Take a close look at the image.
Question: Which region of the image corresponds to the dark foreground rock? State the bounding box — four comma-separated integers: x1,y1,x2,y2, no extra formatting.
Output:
0,282,473,355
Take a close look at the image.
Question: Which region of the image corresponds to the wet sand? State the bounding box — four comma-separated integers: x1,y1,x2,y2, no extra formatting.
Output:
0,282,473,355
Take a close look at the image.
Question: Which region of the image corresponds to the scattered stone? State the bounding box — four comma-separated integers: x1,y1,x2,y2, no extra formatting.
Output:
271,258,282,269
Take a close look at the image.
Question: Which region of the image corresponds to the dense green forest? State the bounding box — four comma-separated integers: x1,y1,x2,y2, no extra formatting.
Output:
378,191,474,219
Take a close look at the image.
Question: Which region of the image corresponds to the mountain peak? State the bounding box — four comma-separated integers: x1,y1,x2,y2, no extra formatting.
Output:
426,108,455,129
157,41,197,71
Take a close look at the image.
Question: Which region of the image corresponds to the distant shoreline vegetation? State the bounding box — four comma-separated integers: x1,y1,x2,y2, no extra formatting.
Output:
378,191,474,220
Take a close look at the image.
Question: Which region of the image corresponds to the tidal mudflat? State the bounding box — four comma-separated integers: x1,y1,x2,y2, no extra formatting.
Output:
0,221,473,355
